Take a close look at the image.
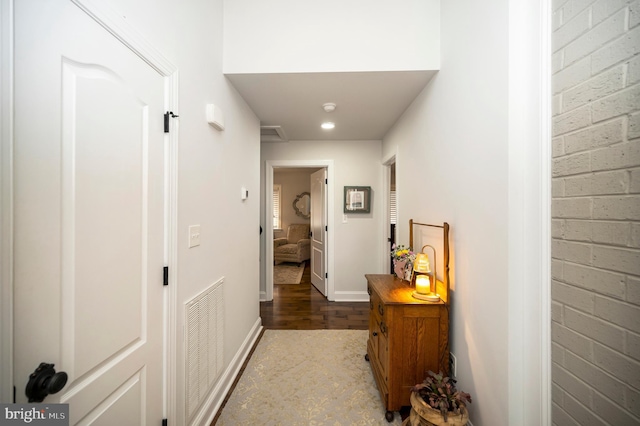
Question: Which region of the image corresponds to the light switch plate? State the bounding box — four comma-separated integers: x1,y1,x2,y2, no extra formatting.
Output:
189,225,201,248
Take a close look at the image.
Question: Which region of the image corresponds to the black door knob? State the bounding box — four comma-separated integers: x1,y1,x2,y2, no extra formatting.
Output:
25,362,68,402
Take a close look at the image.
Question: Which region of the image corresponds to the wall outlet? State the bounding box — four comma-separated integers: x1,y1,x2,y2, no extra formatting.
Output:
450,353,457,378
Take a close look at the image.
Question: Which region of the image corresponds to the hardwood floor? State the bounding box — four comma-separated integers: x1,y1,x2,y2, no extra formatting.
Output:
261,261,370,330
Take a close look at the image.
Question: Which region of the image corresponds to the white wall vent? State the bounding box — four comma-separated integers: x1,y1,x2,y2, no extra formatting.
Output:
260,125,288,142
185,277,224,421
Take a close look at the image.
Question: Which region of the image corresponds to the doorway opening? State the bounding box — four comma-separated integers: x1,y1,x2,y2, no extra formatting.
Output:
264,160,335,302
382,154,397,274
388,162,396,274
272,168,321,293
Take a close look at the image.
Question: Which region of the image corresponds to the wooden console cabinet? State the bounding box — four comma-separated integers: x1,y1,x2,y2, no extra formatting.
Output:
366,274,450,420
366,220,450,422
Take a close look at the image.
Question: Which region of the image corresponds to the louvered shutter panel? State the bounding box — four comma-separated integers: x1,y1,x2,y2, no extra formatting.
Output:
273,184,282,229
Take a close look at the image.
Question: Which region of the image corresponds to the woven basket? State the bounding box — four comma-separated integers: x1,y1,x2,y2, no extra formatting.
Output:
409,392,469,426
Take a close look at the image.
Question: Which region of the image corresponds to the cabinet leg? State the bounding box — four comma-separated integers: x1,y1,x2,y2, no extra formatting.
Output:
364,354,370,362
385,411,394,422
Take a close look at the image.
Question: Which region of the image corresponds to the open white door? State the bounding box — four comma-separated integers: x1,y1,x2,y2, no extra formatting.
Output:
310,169,327,296
13,1,165,424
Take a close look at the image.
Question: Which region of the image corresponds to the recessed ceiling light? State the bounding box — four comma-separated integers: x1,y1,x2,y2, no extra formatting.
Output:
322,103,336,113
321,122,335,130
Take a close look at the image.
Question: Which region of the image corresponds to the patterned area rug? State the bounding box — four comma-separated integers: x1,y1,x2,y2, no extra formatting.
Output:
273,263,305,284
215,330,402,425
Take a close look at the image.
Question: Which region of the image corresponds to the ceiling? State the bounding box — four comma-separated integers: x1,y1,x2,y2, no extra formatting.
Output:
226,71,437,142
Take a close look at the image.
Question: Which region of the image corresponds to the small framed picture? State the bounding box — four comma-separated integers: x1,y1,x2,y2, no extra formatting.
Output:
344,186,371,214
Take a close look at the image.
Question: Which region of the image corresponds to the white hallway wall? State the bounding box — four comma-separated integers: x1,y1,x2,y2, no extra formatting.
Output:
223,0,439,73
91,0,261,423
383,0,549,425
261,140,385,300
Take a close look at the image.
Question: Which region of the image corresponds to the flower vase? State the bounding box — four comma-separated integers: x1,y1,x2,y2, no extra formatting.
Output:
394,259,408,280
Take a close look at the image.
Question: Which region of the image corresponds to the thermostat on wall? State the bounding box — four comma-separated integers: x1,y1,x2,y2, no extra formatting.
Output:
206,103,225,131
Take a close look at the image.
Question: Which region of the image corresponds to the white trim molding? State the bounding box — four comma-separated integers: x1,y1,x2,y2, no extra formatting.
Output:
200,318,263,426
70,0,176,76
381,150,398,274
507,0,552,424
0,0,14,404
164,70,180,426
333,291,369,302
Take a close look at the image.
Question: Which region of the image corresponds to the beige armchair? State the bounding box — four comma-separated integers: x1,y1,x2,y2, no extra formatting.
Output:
274,224,311,264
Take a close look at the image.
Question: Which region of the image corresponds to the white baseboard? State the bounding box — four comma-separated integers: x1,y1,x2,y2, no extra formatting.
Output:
192,317,263,426
333,291,369,302
262,290,369,302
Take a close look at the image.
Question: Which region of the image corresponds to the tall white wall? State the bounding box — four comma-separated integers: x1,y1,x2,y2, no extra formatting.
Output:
223,0,439,73
383,1,514,424
171,5,261,424
261,141,384,299
90,0,261,423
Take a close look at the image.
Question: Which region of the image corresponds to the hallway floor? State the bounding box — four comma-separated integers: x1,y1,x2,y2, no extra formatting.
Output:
213,264,411,424
260,261,369,330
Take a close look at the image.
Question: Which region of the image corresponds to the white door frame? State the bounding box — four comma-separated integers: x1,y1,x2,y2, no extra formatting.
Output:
0,2,180,423
507,0,551,423
381,150,397,273
0,0,14,404
265,160,335,301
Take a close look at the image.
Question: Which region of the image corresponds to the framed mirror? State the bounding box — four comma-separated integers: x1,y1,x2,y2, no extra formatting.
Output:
293,192,311,219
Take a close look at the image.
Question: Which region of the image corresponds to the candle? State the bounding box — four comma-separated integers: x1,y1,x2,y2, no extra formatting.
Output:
415,275,430,295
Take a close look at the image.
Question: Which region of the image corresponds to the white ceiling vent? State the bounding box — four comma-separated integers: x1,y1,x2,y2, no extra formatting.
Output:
260,125,288,143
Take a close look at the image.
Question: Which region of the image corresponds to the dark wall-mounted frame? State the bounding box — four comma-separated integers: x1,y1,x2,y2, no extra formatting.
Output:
343,186,371,214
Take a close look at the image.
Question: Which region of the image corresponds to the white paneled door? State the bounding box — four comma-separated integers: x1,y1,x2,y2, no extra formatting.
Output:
310,169,327,296
14,1,165,424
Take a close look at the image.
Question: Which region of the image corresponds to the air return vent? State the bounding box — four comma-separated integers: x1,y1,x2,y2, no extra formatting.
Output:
260,125,288,143
185,278,224,420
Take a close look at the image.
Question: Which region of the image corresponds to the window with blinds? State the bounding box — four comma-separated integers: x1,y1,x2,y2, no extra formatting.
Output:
273,184,282,230
390,190,397,224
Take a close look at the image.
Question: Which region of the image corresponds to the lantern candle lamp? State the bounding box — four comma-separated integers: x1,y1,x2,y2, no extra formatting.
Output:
411,245,440,302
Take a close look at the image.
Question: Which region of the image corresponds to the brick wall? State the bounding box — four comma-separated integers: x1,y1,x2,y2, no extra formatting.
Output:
551,0,640,424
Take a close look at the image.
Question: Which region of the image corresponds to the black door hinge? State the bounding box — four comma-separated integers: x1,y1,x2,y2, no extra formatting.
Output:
325,178,327,184
325,272,328,279
325,225,328,232
164,111,178,133
162,419,167,426
163,266,169,286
